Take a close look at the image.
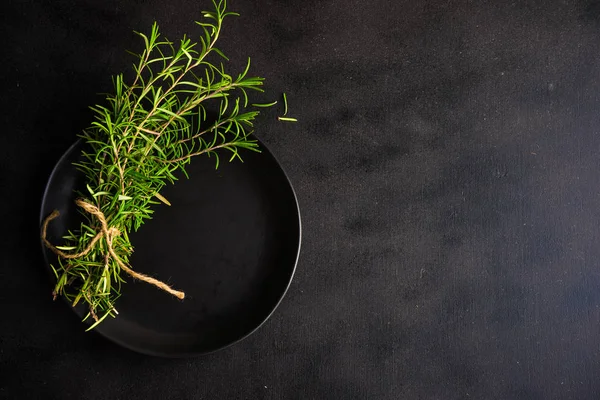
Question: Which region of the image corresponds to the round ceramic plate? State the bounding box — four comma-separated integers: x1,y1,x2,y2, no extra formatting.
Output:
39,139,301,357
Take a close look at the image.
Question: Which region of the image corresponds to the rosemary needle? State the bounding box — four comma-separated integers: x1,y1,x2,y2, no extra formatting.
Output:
251,101,278,108
282,92,288,116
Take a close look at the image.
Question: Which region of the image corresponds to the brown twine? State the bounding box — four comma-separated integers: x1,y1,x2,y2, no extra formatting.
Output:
41,199,185,300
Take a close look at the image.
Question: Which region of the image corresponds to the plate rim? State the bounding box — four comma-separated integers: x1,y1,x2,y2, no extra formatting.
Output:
39,137,302,357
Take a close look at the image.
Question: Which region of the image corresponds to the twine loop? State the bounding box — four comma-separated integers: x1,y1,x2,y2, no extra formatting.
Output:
41,199,185,300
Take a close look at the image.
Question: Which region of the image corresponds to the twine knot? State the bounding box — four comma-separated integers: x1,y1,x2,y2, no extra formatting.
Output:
41,198,185,300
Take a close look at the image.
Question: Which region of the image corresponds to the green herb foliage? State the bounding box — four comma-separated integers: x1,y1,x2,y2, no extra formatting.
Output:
49,0,269,330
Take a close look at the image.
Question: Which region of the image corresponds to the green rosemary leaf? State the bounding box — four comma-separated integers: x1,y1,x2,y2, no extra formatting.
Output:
55,246,78,251
213,47,229,60
50,264,59,279
85,310,113,332
86,184,95,196
277,116,298,122
251,101,277,108
154,192,172,206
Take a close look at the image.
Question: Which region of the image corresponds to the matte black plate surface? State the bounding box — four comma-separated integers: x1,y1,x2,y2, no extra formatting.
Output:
39,139,301,357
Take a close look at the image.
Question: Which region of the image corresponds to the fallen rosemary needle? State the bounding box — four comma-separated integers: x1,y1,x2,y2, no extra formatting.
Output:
252,101,278,108
277,92,297,122
282,92,288,115
41,0,279,330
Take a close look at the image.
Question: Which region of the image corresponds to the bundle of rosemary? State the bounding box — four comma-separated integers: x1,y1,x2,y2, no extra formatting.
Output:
41,0,281,330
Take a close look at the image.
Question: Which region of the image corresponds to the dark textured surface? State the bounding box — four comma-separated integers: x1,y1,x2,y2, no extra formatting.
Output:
3,0,600,398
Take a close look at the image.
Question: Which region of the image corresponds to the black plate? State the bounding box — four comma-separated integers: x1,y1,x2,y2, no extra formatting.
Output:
39,139,301,357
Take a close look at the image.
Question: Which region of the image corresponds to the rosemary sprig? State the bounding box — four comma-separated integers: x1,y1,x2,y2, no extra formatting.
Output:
43,0,273,329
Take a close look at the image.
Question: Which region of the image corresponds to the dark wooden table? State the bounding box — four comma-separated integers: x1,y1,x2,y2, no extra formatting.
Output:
3,0,600,398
